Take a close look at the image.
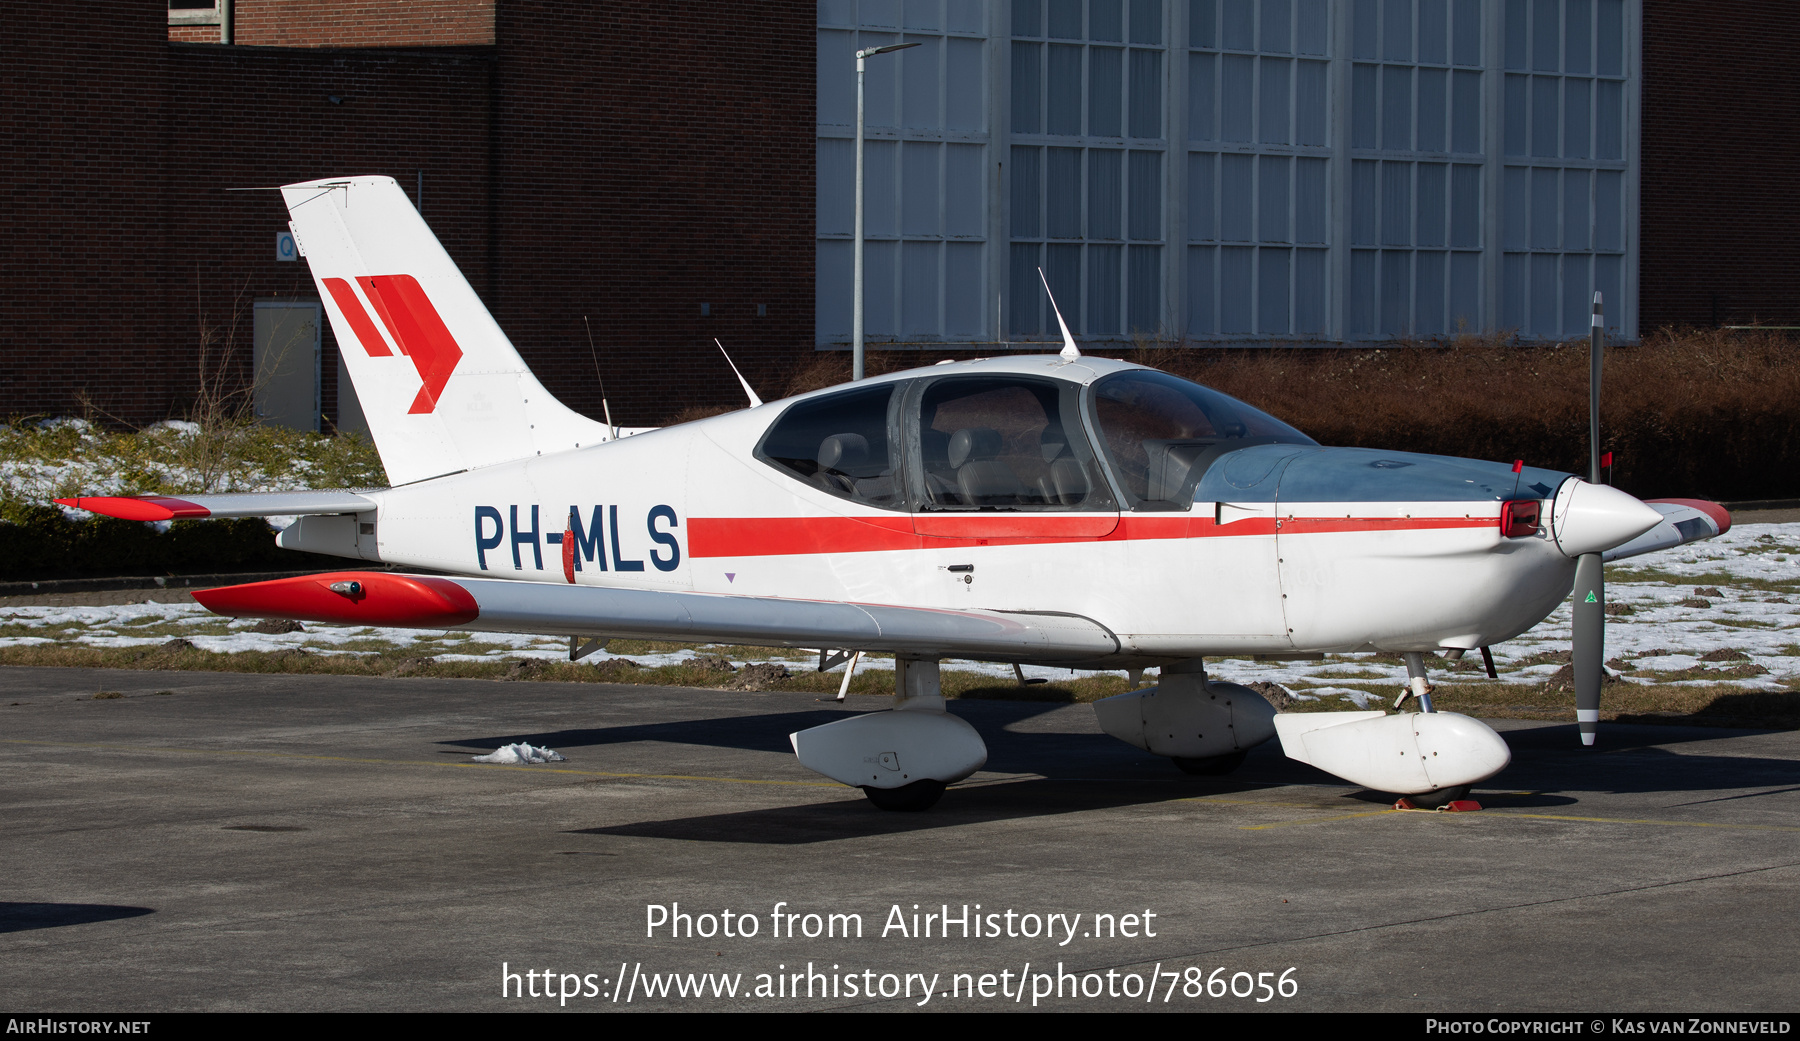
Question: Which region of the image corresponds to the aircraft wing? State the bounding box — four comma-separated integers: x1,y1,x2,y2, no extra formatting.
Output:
193,571,1124,664
1602,498,1732,562
55,491,378,521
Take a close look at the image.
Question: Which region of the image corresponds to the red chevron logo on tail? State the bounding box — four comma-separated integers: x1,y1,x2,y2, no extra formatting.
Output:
322,274,463,414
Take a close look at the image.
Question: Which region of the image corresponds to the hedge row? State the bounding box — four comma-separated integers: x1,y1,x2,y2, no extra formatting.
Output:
788,329,1800,503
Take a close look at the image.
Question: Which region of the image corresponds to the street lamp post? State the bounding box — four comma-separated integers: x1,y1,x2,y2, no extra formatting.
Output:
854,40,919,381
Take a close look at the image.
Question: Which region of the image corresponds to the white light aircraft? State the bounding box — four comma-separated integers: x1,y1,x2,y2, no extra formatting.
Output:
63,176,1732,811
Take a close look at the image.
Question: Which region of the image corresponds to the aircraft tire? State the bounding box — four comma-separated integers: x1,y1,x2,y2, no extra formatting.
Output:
1400,785,1472,809
1170,751,1248,776
861,779,947,811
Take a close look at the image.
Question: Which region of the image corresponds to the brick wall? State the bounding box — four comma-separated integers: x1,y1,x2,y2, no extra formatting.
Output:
1641,1,1800,330
484,2,816,424
7,2,813,429
168,23,222,45
1,4,173,421
229,0,494,48
163,44,498,430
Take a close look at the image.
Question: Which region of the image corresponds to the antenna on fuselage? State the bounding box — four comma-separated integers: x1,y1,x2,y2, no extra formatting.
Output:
715,338,765,409
583,316,618,441
1036,267,1081,363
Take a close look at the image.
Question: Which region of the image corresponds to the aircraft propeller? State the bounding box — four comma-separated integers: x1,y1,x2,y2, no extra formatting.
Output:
1572,291,1606,746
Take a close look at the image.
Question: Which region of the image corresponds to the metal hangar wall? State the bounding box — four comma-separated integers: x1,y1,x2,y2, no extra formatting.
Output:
815,0,1640,346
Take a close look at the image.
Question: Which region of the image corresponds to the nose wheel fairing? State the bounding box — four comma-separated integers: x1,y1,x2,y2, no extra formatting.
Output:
1272,710,1511,796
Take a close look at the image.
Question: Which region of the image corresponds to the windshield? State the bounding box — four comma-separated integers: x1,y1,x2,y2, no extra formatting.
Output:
1088,369,1315,506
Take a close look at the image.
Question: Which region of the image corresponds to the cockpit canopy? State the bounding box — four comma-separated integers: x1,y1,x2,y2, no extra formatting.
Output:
754,365,1313,512
1087,369,1315,508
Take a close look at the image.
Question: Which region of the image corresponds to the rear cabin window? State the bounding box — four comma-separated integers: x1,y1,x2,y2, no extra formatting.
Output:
755,384,902,508
912,376,1111,511
1089,370,1314,507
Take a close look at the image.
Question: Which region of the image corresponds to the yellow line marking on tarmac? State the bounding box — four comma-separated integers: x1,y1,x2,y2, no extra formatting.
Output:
1481,811,1800,832
0,738,845,790
1177,795,1368,811
1201,798,1800,833
1239,809,1406,829
1169,790,1800,833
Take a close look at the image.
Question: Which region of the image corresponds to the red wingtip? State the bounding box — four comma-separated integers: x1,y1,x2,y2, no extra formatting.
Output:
54,496,210,522
1646,498,1732,536
194,571,479,628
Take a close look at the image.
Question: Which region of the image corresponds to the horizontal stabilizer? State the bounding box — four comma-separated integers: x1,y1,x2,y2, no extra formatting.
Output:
57,491,378,522
194,571,1123,664
1602,498,1731,562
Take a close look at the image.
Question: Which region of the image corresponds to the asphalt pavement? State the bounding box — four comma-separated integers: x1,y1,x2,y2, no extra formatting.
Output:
1,666,1795,1012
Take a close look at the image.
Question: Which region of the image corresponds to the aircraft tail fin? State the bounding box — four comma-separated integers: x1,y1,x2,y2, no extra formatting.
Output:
281,175,609,485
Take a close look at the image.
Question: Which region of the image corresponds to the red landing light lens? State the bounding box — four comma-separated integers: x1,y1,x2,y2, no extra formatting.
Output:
1500,499,1541,538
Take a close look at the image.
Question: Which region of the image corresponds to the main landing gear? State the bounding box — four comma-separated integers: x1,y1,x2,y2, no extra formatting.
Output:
862,779,948,811
1093,659,1278,775
787,657,987,812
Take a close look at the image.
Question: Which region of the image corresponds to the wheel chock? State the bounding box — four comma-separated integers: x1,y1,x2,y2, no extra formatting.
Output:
1390,797,1484,812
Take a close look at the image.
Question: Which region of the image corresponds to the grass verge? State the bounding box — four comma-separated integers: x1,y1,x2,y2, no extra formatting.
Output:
5,645,1793,729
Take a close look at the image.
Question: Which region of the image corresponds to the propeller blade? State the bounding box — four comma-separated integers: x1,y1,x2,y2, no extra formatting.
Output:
1572,551,1604,746
1577,290,1604,746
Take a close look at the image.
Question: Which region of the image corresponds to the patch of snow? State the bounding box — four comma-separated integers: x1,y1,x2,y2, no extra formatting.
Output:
472,743,567,764
1297,686,1386,708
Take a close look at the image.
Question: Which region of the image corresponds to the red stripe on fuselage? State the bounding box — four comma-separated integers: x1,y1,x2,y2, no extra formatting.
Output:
686,513,1495,557
689,515,918,557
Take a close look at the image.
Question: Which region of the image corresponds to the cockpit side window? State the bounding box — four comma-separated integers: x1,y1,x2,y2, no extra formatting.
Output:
910,376,1114,511
755,384,902,509
1089,370,1315,507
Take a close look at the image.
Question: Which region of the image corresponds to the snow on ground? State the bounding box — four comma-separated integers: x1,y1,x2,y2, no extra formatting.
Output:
3,523,1796,696
471,743,567,764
